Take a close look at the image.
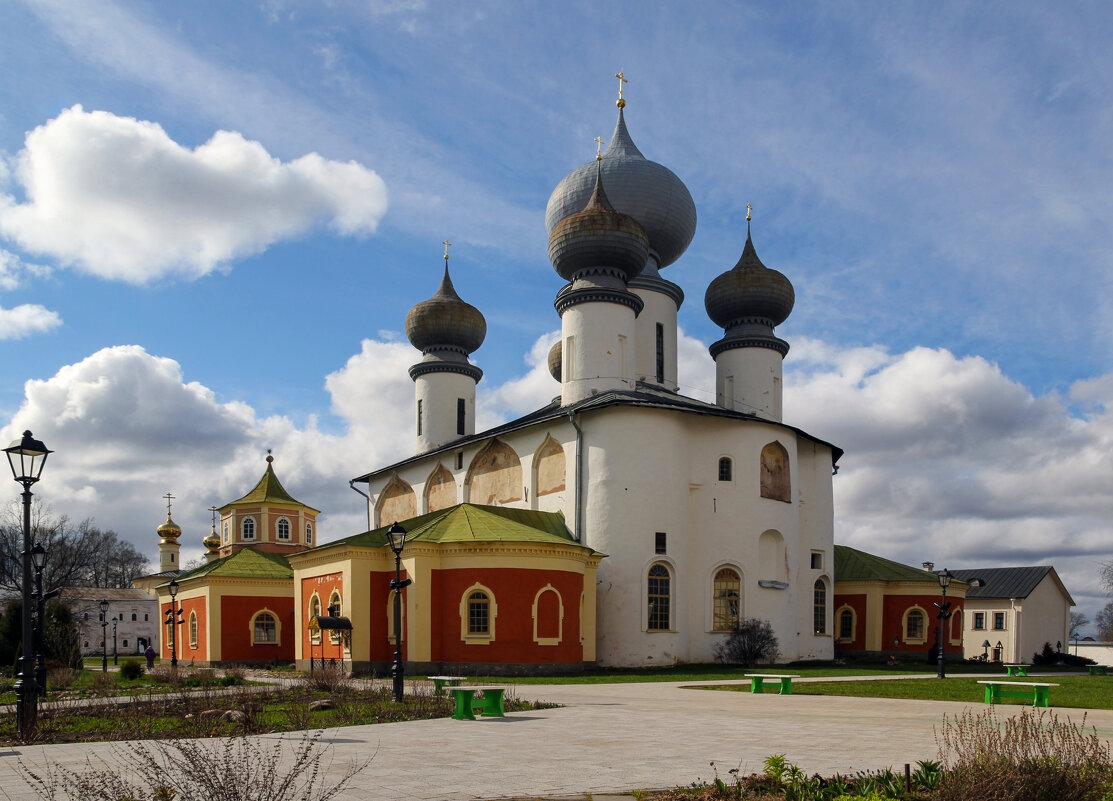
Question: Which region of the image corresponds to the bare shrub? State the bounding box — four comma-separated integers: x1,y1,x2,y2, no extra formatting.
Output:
301,664,351,694
712,618,779,667
936,706,1113,801
45,667,79,691
20,730,369,801
89,671,115,696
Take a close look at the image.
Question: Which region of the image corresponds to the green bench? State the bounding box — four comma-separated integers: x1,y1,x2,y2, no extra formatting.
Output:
1087,665,1110,676
448,686,507,720
1003,664,1030,677
427,675,465,696
977,680,1058,707
745,674,801,695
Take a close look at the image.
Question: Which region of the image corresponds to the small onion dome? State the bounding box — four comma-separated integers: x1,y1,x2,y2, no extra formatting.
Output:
548,166,649,284
705,230,795,330
157,514,181,541
404,266,486,355
545,108,696,269
547,340,562,382
202,527,220,552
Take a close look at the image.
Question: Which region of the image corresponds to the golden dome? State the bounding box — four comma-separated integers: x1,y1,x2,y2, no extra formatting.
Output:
157,514,182,540
202,526,220,551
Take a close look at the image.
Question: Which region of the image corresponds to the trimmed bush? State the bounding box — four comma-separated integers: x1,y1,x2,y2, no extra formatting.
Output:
118,658,143,680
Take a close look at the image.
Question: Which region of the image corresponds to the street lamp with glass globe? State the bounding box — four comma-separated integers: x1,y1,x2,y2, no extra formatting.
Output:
386,522,412,702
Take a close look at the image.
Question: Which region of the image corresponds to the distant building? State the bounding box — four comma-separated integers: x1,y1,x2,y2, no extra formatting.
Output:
951,566,1074,664
64,587,159,658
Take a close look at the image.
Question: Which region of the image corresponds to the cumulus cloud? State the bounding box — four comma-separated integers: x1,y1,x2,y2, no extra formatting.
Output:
0,303,62,339
0,106,388,283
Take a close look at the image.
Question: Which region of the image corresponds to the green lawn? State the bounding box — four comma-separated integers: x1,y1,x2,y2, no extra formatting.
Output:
697,674,1113,710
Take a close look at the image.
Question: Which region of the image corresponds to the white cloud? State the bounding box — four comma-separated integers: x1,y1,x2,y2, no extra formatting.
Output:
0,106,388,283
0,303,62,339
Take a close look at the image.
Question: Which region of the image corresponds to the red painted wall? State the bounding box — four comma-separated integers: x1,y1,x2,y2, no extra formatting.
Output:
428,568,583,664
180,597,208,662
219,595,294,663
369,569,406,663
881,593,964,656
300,574,346,661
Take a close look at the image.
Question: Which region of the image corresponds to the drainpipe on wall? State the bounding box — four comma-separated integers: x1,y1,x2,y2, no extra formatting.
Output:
348,479,372,531
1011,597,1021,663
568,411,584,543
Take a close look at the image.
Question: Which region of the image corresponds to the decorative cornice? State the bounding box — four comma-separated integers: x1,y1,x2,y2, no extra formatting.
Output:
628,274,685,308
555,285,644,316
408,361,484,382
709,334,790,358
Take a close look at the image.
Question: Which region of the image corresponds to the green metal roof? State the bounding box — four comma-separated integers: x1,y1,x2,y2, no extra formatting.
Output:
164,547,293,584
329,503,593,551
222,458,319,513
834,545,954,584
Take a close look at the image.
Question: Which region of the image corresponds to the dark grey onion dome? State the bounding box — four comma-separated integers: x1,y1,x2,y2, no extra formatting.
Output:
545,109,697,269
705,230,794,330
547,340,562,382
548,167,649,284
405,266,487,355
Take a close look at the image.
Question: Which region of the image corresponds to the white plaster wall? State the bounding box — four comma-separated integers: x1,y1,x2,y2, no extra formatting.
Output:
561,302,637,405
414,370,476,454
1017,576,1072,661
630,287,678,391
715,347,784,421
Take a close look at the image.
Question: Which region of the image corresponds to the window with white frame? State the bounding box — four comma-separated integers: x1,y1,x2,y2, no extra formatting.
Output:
242,517,255,540
252,611,277,644
648,563,671,631
276,517,291,541
712,567,741,631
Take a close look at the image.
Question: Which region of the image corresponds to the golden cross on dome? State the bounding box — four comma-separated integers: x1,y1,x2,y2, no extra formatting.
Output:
443,240,452,264
615,71,627,108
163,492,175,515
209,506,218,526
594,136,604,160
746,203,752,221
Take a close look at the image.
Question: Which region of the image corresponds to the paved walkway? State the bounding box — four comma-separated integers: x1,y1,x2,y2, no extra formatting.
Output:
3,678,1113,800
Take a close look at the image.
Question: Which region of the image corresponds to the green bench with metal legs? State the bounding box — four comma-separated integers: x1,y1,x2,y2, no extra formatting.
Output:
977,680,1058,707
448,686,507,720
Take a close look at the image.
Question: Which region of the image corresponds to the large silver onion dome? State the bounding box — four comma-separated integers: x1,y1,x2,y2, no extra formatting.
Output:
545,109,696,269
405,266,487,355
548,167,649,284
705,230,794,330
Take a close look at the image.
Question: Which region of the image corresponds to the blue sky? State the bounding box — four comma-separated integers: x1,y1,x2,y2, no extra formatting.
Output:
2,2,1111,631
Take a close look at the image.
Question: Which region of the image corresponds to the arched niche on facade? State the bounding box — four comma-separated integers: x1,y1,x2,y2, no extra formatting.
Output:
760,441,791,502
424,463,457,512
378,473,417,524
533,435,566,499
465,438,523,506
758,529,787,581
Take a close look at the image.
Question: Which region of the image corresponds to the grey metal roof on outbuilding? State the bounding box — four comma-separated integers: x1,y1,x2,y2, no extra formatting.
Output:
950,566,1073,604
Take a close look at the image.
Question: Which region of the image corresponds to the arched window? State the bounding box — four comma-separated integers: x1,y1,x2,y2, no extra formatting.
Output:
305,522,313,544
837,607,855,641
222,521,229,543
188,611,198,649
813,579,827,635
328,591,343,644
760,442,791,502
532,585,563,645
252,611,278,645
904,608,926,642
467,591,490,635
308,595,321,644
276,517,290,540
131,613,137,621
712,568,741,631
718,457,732,482
648,564,671,631
459,583,497,643
242,517,255,540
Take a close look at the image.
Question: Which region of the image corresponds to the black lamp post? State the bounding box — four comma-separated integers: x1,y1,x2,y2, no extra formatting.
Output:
4,430,51,740
99,599,109,672
386,522,412,703
113,619,118,665
31,543,47,695
934,568,953,679
166,579,181,668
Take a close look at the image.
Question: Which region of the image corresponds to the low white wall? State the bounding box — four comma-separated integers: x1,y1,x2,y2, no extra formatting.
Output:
1072,642,1113,664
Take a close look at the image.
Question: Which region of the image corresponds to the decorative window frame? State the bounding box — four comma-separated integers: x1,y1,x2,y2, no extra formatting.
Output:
972,611,986,630
250,609,280,646
813,577,829,636
644,559,675,633
241,516,256,540
305,522,313,544
459,582,497,644
328,591,343,644
222,521,229,543
835,604,856,643
717,456,733,483
993,611,1007,630
950,607,963,645
276,517,291,541
188,610,199,649
710,564,742,632
902,605,928,644
308,594,322,644
531,584,563,646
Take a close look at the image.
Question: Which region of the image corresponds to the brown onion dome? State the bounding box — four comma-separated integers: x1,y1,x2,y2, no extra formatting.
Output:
405,266,487,355
548,166,649,284
157,514,181,541
547,340,562,382
704,230,794,330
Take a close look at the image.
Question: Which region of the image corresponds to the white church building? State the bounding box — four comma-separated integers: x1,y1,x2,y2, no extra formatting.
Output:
350,92,842,669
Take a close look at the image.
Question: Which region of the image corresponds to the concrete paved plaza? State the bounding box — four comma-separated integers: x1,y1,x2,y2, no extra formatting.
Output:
3,677,1113,800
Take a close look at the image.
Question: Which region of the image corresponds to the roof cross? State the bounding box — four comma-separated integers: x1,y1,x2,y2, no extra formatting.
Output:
615,71,627,108
594,136,604,160
209,506,218,526
443,240,452,264
746,203,752,222
163,492,175,516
